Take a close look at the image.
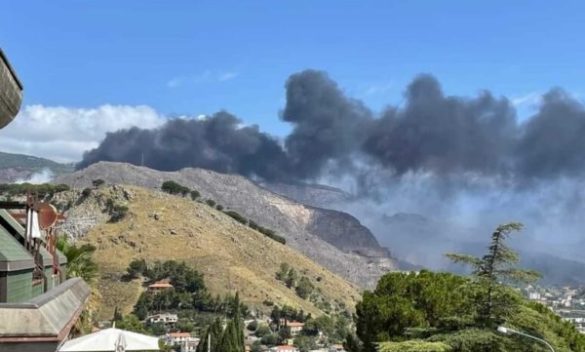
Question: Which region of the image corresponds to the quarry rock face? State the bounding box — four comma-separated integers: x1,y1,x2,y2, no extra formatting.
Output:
56,162,398,287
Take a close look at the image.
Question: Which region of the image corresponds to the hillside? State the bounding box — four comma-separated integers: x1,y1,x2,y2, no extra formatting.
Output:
58,185,361,321
56,162,396,288
0,150,73,182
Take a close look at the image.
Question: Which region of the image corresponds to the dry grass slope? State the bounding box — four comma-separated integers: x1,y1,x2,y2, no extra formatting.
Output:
76,186,361,320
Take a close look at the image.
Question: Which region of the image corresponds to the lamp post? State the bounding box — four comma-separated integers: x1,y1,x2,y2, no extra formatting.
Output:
497,326,555,352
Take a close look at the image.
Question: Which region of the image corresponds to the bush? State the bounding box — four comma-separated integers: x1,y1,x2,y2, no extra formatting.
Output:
205,199,216,207
161,181,190,196
190,190,200,200
247,320,258,331
81,187,92,198
127,259,148,278
109,204,129,222
295,276,315,300
255,324,271,337
106,198,129,222
215,204,224,211
224,210,248,225
92,179,105,188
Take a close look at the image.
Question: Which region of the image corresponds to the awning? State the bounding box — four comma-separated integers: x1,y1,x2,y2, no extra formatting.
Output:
58,328,160,352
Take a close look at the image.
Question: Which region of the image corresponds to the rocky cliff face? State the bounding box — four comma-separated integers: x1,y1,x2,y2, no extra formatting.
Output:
56,162,397,288
259,181,351,207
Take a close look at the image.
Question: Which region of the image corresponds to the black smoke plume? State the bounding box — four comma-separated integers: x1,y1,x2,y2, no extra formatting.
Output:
78,111,291,181
79,70,585,186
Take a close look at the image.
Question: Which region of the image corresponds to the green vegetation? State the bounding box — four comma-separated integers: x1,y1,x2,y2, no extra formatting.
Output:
161,180,191,196
128,259,248,320
159,181,285,245
57,236,98,283
205,199,217,207
225,210,248,225
276,263,315,299
92,179,105,188
105,198,129,223
351,223,585,352
197,293,245,352
0,183,70,198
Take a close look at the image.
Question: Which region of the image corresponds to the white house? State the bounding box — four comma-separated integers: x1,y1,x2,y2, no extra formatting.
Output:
147,313,178,325
286,321,305,336
270,345,299,352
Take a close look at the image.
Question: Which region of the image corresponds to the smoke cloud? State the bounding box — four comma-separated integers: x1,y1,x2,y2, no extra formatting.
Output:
79,70,585,186
78,112,290,181
78,70,585,277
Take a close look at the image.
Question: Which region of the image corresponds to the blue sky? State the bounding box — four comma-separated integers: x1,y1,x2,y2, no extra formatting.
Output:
1,1,585,161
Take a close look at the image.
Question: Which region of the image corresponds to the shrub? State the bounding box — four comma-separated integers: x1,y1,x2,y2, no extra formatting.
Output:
109,204,129,222
215,204,224,211
161,181,190,196
224,210,248,225
127,259,148,278
190,190,200,200
205,199,216,207
92,179,105,188
81,187,92,198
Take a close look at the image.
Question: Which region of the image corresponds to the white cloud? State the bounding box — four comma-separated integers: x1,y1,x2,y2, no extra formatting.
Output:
362,82,394,96
167,70,239,88
218,71,238,82
511,92,542,108
0,104,165,163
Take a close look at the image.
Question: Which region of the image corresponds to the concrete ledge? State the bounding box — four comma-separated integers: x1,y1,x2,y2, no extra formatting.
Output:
0,277,89,342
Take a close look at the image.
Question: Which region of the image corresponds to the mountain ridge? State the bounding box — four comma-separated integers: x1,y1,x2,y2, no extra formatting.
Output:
53,185,361,320
56,162,397,288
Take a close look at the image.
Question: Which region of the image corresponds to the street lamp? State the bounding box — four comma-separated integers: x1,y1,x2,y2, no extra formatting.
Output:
497,326,555,352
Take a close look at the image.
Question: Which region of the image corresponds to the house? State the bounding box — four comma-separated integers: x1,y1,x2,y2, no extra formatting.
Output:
270,345,299,352
149,278,174,292
286,321,305,336
181,338,200,352
147,312,178,325
329,344,346,352
164,332,196,345
163,332,199,352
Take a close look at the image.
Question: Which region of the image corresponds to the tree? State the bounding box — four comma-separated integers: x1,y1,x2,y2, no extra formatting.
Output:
161,181,190,196
294,335,317,352
127,258,148,278
295,276,314,299
116,314,147,333
285,268,298,289
113,306,123,322
206,199,216,207
197,319,224,352
56,237,98,283
276,263,290,281
218,292,245,352
446,222,540,325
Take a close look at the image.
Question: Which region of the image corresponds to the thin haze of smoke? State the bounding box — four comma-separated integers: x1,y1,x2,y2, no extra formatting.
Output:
14,168,55,184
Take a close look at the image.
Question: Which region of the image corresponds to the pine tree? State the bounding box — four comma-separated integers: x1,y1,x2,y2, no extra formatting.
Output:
446,222,540,325
197,318,224,352
217,292,245,352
